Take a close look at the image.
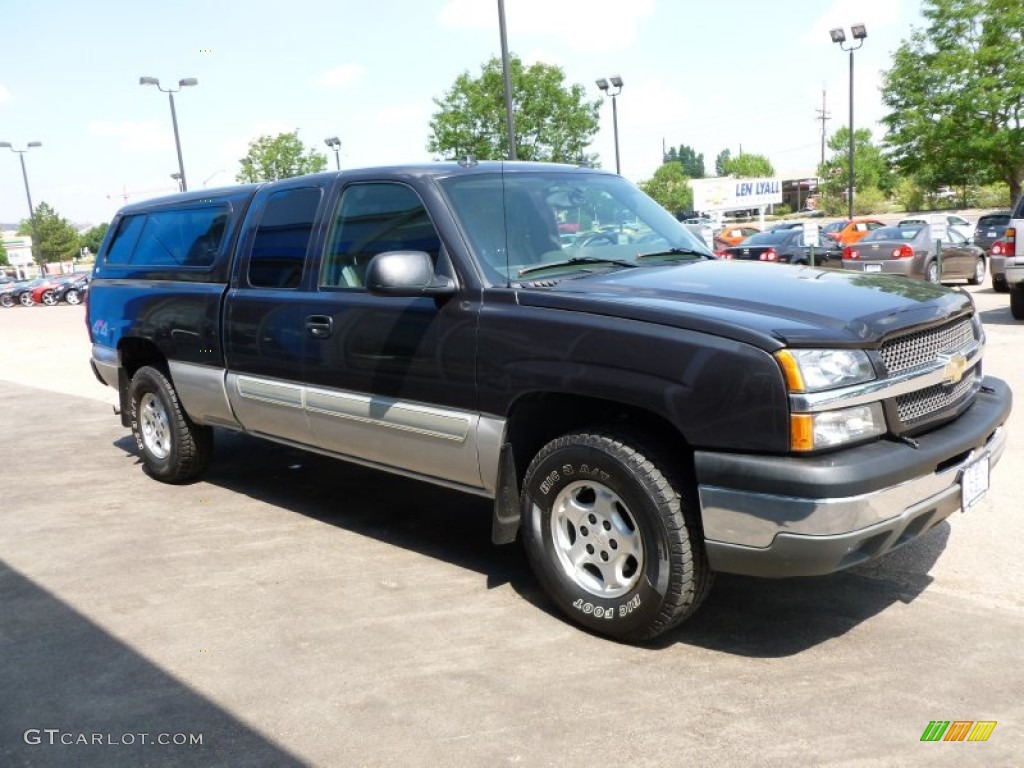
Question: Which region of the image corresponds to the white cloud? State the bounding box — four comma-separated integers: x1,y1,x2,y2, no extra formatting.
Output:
439,0,656,52
88,121,174,153
317,64,367,88
0,84,11,104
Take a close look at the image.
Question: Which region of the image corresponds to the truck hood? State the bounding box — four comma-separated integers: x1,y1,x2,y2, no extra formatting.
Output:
517,260,973,348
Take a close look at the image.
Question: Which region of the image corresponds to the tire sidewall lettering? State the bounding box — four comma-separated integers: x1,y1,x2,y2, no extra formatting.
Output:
524,445,672,635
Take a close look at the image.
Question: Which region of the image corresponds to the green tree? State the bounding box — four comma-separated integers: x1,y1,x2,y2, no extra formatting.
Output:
80,223,109,256
0,241,8,268
428,55,601,164
818,127,895,214
236,131,327,183
722,153,774,178
17,202,80,266
664,144,705,178
881,0,1024,205
714,149,732,176
639,163,693,215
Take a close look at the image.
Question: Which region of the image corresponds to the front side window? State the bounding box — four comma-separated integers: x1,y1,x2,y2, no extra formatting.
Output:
248,187,322,289
319,183,441,289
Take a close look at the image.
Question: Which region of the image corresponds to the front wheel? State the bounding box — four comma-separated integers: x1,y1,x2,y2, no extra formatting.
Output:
64,289,81,305
925,260,940,284
967,257,986,286
19,292,33,306
128,366,212,483
992,274,1009,293
521,430,712,642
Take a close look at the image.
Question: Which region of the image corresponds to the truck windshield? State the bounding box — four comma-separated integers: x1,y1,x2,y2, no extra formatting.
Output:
438,168,712,285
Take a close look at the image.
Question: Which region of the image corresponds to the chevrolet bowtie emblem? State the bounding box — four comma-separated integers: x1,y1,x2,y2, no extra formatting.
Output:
939,353,968,385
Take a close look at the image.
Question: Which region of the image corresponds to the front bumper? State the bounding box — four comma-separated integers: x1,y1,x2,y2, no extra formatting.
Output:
696,376,1011,577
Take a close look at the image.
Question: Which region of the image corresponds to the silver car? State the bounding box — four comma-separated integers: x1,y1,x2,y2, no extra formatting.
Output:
841,223,987,284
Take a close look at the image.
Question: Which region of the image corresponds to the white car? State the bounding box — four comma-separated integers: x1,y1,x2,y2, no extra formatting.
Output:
899,214,975,241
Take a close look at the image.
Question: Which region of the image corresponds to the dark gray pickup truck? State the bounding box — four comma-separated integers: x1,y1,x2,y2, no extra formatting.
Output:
87,162,1011,641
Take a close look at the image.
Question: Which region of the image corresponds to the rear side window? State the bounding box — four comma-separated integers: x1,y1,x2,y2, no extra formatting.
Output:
105,206,229,267
104,215,145,263
248,187,322,289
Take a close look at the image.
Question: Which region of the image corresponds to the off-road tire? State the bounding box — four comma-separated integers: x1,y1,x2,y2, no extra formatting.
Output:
128,366,212,483
521,430,712,642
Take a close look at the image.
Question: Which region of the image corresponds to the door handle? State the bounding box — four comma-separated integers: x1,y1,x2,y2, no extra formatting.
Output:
306,315,333,339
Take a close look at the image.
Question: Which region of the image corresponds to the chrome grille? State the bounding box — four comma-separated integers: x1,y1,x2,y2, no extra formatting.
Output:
896,366,979,424
879,317,976,375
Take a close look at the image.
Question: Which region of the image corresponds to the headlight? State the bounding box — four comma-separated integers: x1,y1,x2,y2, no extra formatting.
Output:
775,348,875,393
790,403,886,451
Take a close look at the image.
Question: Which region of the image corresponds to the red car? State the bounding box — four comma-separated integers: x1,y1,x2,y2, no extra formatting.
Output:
29,277,70,306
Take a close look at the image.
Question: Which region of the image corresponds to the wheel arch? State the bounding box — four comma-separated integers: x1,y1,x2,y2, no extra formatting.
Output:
115,337,170,427
491,391,695,545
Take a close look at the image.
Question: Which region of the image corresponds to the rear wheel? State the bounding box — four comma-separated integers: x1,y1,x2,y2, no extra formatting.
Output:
967,257,986,286
42,290,57,306
0,294,13,308
521,430,712,642
1010,287,1024,321
128,366,212,483
992,274,1009,293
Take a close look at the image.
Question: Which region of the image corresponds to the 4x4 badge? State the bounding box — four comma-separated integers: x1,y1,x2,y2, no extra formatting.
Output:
939,353,968,385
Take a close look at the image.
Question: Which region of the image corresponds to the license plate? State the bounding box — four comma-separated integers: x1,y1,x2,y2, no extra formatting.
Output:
987,230,997,237
864,263,882,273
960,454,990,511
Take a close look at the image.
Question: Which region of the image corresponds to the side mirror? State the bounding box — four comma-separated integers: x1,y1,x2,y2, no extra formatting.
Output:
365,251,456,298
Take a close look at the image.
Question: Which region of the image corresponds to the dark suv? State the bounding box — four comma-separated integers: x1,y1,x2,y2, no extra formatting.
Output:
974,211,1011,291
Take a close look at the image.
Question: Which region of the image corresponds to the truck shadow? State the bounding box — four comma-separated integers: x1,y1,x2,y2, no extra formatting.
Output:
0,559,306,768
659,524,946,655
117,429,950,658
977,305,1018,326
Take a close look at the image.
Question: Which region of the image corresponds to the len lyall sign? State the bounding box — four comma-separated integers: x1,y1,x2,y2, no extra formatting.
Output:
691,177,783,213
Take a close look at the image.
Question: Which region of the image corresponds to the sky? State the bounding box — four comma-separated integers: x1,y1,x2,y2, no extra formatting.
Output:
0,0,926,228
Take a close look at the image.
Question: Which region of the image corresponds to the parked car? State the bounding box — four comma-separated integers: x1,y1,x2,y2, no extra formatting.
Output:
39,274,90,305
900,214,976,241
970,211,1012,291
841,223,987,284
683,217,715,246
766,221,805,232
714,224,759,248
0,281,29,307
720,228,843,267
822,217,886,246
3,278,48,307
31,276,76,306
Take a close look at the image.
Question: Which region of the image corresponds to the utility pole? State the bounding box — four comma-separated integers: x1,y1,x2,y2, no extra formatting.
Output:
816,89,831,170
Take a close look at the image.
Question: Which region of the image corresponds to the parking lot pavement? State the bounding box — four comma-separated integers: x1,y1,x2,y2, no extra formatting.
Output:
1,296,1022,767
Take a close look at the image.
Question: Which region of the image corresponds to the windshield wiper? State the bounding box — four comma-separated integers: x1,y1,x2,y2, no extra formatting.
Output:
634,247,709,262
516,256,638,277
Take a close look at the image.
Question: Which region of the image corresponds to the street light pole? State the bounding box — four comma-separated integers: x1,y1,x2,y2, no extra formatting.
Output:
596,76,624,174
497,0,517,160
829,25,866,219
324,137,342,170
140,76,198,191
0,141,43,275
